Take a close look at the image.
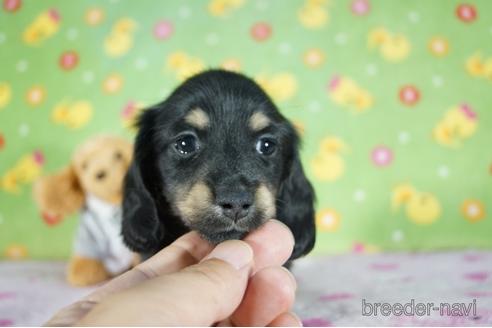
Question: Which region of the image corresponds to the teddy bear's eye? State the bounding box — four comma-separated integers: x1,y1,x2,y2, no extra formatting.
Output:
114,151,123,161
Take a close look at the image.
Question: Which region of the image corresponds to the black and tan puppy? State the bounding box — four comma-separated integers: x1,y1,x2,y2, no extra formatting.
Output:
122,69,316,262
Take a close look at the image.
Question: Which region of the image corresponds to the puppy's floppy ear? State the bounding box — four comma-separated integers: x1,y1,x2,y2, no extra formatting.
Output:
121,109,165,254
277,138,316,260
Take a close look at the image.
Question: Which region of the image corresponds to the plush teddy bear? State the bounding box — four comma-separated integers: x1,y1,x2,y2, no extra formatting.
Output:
33,135,134,286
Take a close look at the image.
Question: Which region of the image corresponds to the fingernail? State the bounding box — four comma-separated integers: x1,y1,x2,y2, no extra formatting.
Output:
203,240,253,270
290,312,303,327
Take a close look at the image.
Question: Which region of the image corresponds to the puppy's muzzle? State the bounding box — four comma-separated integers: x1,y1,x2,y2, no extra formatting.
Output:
216,190,253,222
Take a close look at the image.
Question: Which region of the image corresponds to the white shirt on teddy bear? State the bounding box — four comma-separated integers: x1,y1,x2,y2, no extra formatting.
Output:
73,193,133,275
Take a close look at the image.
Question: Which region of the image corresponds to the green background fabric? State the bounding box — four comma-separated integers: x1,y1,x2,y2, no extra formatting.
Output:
0,0,490,259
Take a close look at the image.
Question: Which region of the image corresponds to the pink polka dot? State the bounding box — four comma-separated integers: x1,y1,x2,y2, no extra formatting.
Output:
460,103,477,120
319,292,354,301
0,319,13,327
250,22,272,42
121,100,137,118
328,75,341,91
352,242,365,253
464,271,489,282
465,291,492,298
371,145,393,167
48,8,60,22
33,150,44,165
0,292,15,300
463,253,484,262
370,262,399,271
351,0,370,15
59,51,79,71
3,0,21,12
399,85,420,106
153,20,173,40
456,3,477,23
0,133,5,151
303,318,332,327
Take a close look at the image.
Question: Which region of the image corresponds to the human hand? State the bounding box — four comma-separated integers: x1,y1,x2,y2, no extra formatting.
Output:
46,220,301,326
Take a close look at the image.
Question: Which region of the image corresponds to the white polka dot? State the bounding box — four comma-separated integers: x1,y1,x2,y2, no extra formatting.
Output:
354,189,366,202
408,11,420,23
308,101,321,112
432,75,444,88
205,33,219,46
392,230,404,242
366,63,378,76
322,214,335,225
398,131,410,144
278,42,292,55
467,205,480,216
256,0,269,11
437,165,449,179
66,28,78,41
16,59,28,73
135,57,148,70
0,33,6,44
19,123,29,137
334,33,347,45
82,71,94,83
178,5,192,19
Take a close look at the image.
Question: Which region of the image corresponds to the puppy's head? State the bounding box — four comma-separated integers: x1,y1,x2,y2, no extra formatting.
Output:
123,70,315,257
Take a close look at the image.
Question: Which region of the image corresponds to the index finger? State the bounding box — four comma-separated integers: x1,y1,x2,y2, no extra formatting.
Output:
87,219,294,301
45,232,214,326
85,231,213,302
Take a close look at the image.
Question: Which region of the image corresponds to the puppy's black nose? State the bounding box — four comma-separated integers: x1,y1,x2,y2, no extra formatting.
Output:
217,192,253,221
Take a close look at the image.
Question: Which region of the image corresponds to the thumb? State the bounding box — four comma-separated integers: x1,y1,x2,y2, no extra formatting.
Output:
78,240,253,326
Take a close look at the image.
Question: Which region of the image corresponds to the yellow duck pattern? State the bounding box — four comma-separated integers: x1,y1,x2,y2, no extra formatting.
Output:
1,151,44,194
0,1,490,258
433,104,478,148
368,27,411,62
104,18,137,57
328,75,373,113
392,184,442,225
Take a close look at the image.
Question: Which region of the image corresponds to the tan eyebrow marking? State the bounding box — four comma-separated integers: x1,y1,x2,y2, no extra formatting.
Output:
249,111,270,131
184,108,209,129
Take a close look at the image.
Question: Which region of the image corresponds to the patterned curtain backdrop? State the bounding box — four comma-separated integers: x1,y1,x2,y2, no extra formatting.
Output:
0,0,490,259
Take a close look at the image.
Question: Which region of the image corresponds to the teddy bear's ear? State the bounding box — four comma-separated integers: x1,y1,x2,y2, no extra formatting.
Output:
117,138,134,166
33,165,84,220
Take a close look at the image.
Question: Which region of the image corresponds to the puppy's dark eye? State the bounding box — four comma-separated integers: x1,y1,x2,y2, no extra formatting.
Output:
256,137,276,156
114,151,123,161
174,134,199,156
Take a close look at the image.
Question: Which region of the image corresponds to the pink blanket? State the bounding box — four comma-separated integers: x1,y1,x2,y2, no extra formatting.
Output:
1,251,491,326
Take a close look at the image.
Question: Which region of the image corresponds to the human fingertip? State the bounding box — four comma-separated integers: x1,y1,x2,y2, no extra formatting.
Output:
278,266,297,291
202,240,253,270
268,312,303,327
269,219,295,246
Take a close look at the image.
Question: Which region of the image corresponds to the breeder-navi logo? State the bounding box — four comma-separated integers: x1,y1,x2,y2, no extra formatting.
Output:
362,299,477,317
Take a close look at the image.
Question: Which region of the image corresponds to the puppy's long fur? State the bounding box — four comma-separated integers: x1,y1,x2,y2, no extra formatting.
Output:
122,69,316,261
